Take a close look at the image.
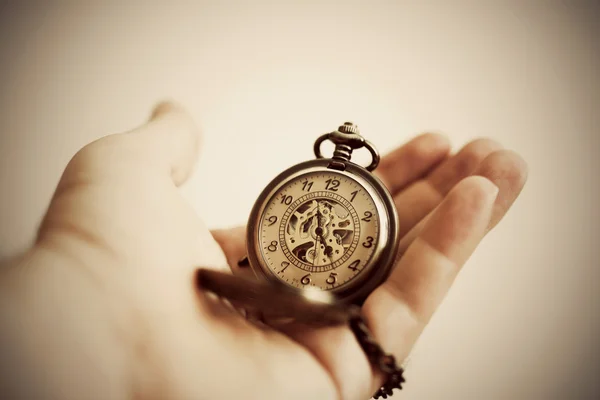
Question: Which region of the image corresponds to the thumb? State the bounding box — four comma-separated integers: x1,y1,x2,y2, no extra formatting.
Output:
130,100,202,186
59,100,202,191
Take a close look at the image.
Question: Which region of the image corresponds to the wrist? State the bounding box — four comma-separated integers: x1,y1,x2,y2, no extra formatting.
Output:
0,246,128,400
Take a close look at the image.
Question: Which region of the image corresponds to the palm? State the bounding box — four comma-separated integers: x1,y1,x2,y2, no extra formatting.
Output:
36,103,527,400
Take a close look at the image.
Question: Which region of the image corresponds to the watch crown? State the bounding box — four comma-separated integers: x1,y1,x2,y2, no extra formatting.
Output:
339,122,360,135
313,121,380,171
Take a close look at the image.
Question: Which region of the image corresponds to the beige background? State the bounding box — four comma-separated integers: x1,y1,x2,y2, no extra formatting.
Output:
0,1,598,399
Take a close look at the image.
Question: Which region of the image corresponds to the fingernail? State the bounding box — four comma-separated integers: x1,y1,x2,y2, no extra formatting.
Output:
149,100,180,120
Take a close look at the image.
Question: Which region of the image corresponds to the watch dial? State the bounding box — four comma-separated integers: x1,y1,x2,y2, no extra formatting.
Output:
258,171,380,291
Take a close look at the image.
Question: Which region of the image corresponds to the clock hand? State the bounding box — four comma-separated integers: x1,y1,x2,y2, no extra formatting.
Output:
313,204,326,266
312,210,321,266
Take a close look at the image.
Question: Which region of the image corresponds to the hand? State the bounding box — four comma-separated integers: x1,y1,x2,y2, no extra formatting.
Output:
0,102,527,400
213,120,528,397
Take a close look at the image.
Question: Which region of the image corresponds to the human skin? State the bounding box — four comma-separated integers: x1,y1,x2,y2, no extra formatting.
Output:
0,102,528,400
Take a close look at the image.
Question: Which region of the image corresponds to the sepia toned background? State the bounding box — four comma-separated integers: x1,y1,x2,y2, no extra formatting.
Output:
0,1,598,399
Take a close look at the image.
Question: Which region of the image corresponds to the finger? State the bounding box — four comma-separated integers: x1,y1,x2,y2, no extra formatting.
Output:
363,176,499,364
374,133,451,194
393,138,503,237
135,100,202,185
475,150,529,233
397,149,528,256
275,323,373,400
59,100,201,190
211,226,252,276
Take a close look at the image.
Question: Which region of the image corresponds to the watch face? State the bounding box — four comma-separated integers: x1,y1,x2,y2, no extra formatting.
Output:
257,170,380,292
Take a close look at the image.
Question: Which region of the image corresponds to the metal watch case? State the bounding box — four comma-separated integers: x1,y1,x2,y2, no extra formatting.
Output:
245,123,400,305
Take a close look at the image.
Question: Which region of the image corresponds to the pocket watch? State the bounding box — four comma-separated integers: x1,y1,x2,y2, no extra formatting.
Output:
244,122,400,305
197,122,405,398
